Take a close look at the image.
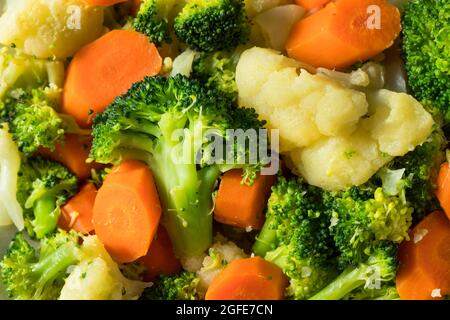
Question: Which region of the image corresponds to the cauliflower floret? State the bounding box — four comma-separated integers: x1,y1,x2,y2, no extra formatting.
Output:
236,47,434,191
196,234,247,291
364,90,434,156
0,0,104,59
59,236,149,300
288,127,393,190
236,47,300,105
0,124,23,229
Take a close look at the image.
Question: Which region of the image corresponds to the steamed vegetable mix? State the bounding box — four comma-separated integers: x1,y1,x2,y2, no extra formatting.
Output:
0,0,449,301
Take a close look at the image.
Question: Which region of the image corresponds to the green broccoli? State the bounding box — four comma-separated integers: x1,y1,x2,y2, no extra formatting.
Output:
192,49,242,101
402,0,450,121
326,186,413,267
1,88,65,155
0,88,90,155
133,0,185,46
253,176,338,299
1,231,149,300
386,129,445,221
16,157,78,239
174,0,250,52
0,231,82,300
141,272,201,300
90,75,266,258
310,242,398,300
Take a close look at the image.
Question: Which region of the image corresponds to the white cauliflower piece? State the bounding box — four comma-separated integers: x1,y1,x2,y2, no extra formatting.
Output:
0,0,104,59
288,127,393,190
0,124,23,229
59,236,149,300
364,90,434,156
236,47,434,191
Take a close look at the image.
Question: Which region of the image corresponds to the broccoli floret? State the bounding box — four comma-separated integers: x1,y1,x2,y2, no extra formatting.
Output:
386,129,445,221
0,88,65,155
0,231,82,300
327,186,413,267
192,49,242,101
141,272,201,300
310,242,398,300
402,0,450,121
133,0,184,46
17,157,78,239
90,75,266,258
0,87,90,155
253,176,338,299
1,231,148,300
174,0,250,52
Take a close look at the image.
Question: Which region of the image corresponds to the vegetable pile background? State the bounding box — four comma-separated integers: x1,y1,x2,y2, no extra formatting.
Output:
0,0,449,300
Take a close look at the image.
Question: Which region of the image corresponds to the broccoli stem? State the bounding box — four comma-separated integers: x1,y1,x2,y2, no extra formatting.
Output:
32,243,81,296
143,114,223,257
253,216,278,256
309,266,366,300
32,195,60,239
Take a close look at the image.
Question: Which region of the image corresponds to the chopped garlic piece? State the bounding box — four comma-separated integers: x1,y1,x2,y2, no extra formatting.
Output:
431,289,442,298
413,228,429,243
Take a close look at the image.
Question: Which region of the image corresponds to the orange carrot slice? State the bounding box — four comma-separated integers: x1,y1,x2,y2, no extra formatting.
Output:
396,211,450,300
93,160,162,263
62,30,162,127
286,0,401,69
139,226,182,281
214,170,276,230
205,257,288,300
59,182,97,234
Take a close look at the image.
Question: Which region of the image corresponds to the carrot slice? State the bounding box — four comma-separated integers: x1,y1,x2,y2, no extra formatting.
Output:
39,134,100,181
62,30,162,128
396,211,450,300
286,0,401,69
93,160,162,263
435,163,450,221
295,0,332,10
58,182,97,234
82,0,127,6
138,226,182,281
214,170,276,230
205,257,288,300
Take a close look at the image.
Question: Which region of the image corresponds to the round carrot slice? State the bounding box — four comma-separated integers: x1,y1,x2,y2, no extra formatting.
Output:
93,160,162,263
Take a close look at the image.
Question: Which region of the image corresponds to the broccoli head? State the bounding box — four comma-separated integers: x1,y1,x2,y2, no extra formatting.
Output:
327,186,413,267
386,129,445,221
0,231,82,300
141,272,201,300
310,242,398,300
133,0,184,46
192,49,242,101
174,0,250,52
402,0,450,121
17,157,78,239
0,88,65,155
90,75,266,258
253,176,338,299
